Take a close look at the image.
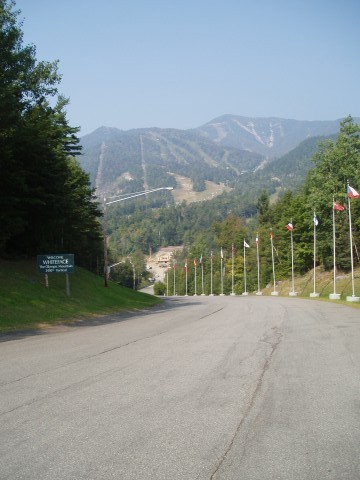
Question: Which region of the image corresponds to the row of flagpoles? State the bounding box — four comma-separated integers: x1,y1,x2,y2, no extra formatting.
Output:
164,183,359,301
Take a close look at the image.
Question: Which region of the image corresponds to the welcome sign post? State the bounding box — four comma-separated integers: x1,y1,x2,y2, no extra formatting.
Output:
37,254,74,296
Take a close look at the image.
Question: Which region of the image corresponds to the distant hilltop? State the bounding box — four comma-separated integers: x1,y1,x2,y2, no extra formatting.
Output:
79,114,357,201
82,115,356,159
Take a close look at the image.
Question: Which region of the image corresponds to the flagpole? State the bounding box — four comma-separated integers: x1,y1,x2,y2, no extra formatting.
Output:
347,186,357,300
201,256,205,295
332,198,336,294
243,240,248,295
310,211,319,297
346,182,360,302
256,233,262,295
291,229,295,294
185,260,188,296
210,251,214,296
166,267,169,296
244,240,247,294
313,211,316,293
270,230,278,296
329,197,344,300
231,244,235,295
220,248,225,296
173,261,176,296
194,259,197,296
287,221,297,296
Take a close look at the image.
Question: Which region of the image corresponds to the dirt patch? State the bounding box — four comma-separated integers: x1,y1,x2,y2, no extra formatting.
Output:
170,173,231,204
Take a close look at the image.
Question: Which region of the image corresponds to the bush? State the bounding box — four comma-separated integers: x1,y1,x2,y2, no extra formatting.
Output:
153,281,166,295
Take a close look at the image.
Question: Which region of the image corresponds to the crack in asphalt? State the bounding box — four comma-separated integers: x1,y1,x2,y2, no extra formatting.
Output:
209,327,283,480
199,307,224,319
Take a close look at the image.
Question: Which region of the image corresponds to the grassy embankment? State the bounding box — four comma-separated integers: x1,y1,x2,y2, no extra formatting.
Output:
0,259,162,334
262,266,360,308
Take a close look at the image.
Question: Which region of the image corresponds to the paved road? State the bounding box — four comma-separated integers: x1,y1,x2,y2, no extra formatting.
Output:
1,296,359,479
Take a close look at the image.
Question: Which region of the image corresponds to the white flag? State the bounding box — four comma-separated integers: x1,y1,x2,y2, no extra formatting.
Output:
244,240,250,248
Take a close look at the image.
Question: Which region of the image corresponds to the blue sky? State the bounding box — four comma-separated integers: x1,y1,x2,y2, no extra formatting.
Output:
15,0,360,136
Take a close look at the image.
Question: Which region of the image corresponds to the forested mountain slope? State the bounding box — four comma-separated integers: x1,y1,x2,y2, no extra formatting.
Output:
195,115,348,158
79,115,347,204
79,127,263,198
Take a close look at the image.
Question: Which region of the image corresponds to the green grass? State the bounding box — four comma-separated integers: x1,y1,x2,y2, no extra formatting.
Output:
262,266,360,308
0,259,162,334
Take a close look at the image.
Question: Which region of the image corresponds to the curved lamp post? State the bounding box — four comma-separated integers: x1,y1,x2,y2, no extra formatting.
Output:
103,187,173,287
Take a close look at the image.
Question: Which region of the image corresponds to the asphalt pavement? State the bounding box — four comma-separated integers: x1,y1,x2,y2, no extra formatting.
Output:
0,296,359,479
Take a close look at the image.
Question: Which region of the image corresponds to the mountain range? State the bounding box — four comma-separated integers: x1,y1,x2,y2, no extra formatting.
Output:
78,115,349,202
194,114,345,158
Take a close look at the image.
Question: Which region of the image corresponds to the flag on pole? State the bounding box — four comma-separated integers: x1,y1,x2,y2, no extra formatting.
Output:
346,182,359,298
256,232,261,294
347,185,360,198
199,255,203,265
184,260,188,271
286,222,294,231
220,248,224,259
313,214,319,226
333,202,345,211
194,258,197,267
244,240,250,248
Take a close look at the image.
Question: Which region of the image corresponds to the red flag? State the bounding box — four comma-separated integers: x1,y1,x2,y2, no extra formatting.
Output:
194,258,197,267
286,223,294,231
347,185,360,198
255,234,259,244
333,202,345,211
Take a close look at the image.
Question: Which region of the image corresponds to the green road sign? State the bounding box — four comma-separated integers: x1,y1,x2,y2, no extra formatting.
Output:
37,254,74,274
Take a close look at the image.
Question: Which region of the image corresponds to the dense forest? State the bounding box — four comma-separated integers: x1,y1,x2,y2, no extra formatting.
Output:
0,0,103,270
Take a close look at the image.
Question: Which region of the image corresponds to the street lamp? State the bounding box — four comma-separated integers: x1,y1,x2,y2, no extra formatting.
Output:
102,187,173,287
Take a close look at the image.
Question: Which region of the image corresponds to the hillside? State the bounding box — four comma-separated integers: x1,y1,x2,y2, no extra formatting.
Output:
79,126,263,199
78,115,347,205
195,115,347,158
250,134,338,194
0,259,161,334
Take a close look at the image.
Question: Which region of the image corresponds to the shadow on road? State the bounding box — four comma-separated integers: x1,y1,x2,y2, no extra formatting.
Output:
0,297,203,343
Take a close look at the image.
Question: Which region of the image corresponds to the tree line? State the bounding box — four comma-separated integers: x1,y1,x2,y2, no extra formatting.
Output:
0,0,103,270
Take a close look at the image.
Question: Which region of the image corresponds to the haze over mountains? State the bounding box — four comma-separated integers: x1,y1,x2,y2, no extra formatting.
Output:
195,115,345,158
79,115,349,200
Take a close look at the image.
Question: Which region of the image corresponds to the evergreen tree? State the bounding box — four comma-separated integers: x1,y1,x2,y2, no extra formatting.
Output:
303,116,360,270
0,1,103,266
